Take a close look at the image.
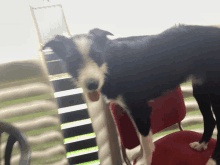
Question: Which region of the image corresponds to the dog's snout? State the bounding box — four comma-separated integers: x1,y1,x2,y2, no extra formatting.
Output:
86,79,99,90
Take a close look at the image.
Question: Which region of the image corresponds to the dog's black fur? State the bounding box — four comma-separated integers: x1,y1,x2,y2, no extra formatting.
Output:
43,24,220,163
192,82,220,163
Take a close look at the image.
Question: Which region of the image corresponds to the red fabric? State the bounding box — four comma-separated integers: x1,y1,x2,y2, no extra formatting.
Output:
152,131,217,165
109,101,140,149
109,87,186,149
150,87,186,134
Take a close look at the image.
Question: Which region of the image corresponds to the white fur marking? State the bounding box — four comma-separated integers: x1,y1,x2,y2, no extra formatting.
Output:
110,95,128,112
78,61,105,93
140,131,155,165
206,158,217,165
191,75,203,85
100,63,108,74
189,141,208,151
74,36,90,57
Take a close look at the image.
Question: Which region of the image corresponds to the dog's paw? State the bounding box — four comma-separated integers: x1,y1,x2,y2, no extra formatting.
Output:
189,141,208,151
206,158,216,165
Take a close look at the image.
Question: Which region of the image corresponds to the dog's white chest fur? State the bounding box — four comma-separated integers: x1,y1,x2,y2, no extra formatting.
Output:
103,95,128,111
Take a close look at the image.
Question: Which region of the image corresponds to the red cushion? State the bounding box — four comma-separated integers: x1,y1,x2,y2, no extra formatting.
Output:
150,87,186,134
109,101,140,149
152,131,217,165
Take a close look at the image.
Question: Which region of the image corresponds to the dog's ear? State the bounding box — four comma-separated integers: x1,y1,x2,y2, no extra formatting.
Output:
89,28,114,37
89,28,113,51
42,35,74,61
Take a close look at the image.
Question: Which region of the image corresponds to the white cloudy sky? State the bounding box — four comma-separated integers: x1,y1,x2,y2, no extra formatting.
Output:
0,0,220,64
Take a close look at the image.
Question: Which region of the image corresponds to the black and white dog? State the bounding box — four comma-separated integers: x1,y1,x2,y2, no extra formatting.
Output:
43,24,220,164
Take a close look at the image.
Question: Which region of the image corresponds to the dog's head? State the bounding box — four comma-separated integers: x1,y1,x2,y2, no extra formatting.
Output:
43,29,113,101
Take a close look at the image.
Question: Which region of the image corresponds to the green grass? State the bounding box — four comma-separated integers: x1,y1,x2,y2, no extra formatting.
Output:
67,146,98,157
49,73,71,81
186,110,201,116
0,76,44,89
153,123,204,139
3,109,58,123
0,126,60,144
24,126,60,136
64,132,96,143
32,140,63,151
0,93,54,108
76,160,100,165
0,125,61,143
0,140,63,158
181,81,192,86
30,154,65,164
184,96,195,101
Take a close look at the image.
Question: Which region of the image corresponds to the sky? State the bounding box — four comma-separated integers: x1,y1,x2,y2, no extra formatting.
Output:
0,0,220,64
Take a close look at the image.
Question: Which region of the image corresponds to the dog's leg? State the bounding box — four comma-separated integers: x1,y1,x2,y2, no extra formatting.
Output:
189,94,215,151
139,129,155,165
125,97,155,164
190,85,216,152
206,158,217,165
209,93,220,165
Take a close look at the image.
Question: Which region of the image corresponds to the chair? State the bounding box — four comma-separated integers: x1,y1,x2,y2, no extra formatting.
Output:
109,87,217,165
0,121,31,165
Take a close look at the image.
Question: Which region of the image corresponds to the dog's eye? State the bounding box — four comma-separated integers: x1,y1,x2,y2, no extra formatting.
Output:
89,51,104,67
65,61,79,78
